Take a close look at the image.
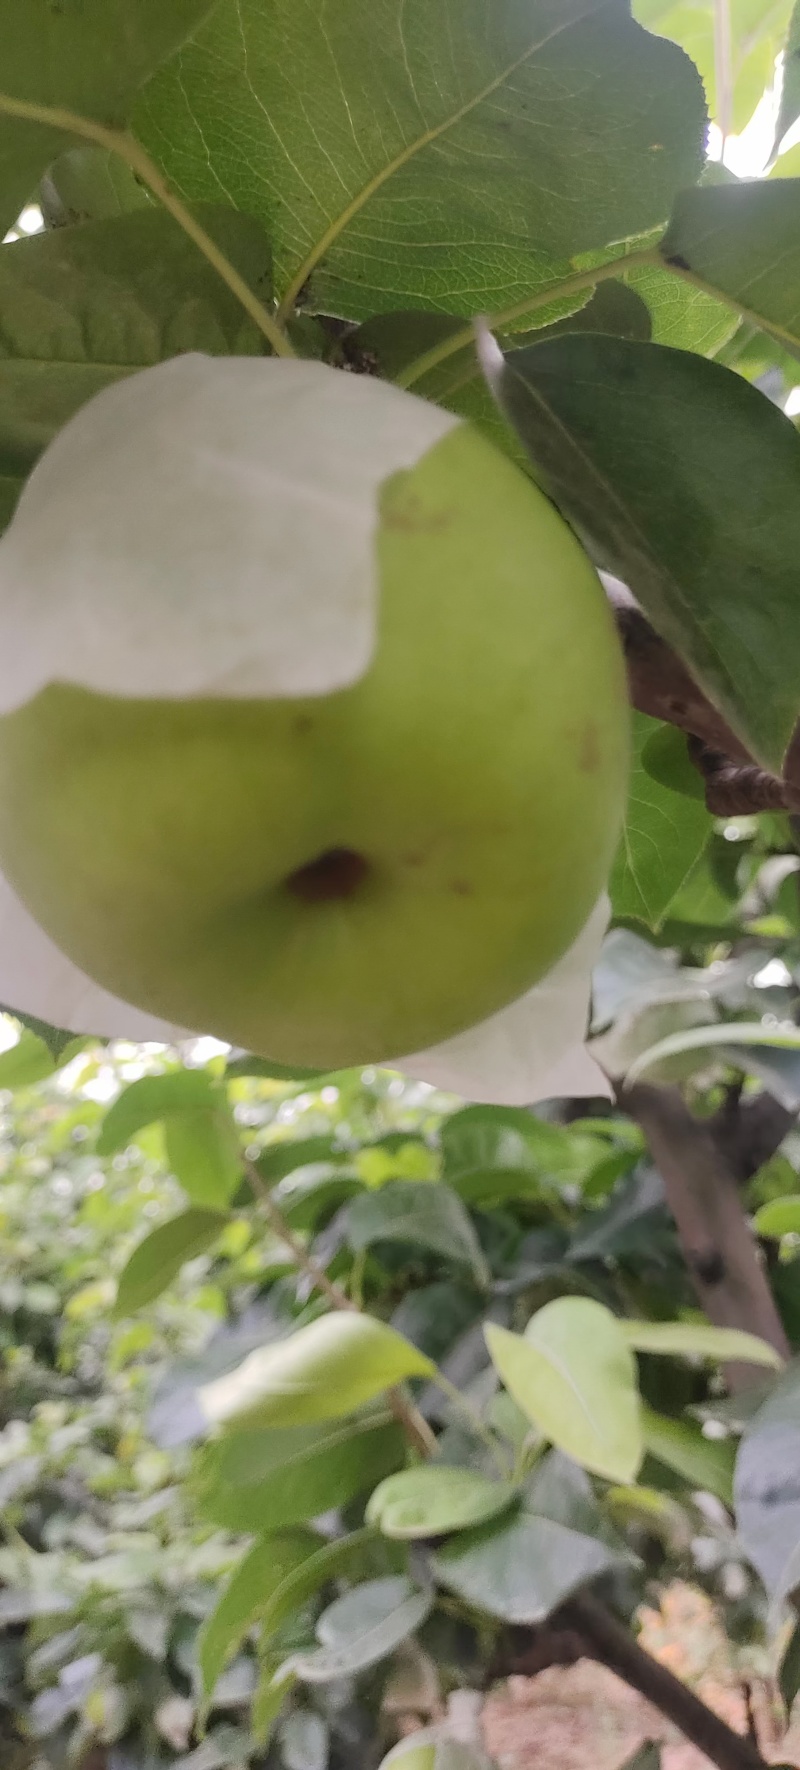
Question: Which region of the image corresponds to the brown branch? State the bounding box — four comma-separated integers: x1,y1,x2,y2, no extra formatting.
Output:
604,576,800,814
622,1082,789,1386
244,1157,437,1457
554,1592,769,1770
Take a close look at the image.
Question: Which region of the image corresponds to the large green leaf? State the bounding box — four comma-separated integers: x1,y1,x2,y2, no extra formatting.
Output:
485,1299,643,1482
0,0,217,234
195,1411,405,1532
432,1500,622,1622
199,1313,434,1430
0,206,271,486
483,332,800,770
345,1181,489,1288
287,1576,432,1684
198,1531,318,1697
136,0,705,321
114,1207,226,1317
662,182,800,359
611,714,711,928
0,1029,54,1089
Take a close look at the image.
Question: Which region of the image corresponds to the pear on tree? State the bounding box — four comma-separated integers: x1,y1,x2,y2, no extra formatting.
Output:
0,354,628,1103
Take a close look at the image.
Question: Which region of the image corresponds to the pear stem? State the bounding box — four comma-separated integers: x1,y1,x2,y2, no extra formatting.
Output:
243,1157,437,1457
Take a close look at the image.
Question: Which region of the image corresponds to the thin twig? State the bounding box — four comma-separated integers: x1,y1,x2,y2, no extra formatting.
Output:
0,93,294,360
244,1157,437,1457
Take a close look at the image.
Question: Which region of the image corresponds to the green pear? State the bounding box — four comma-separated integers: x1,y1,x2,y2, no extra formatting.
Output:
0,406,627,1066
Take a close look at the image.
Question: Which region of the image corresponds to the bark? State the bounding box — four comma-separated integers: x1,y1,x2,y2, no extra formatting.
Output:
623,1082,790,1387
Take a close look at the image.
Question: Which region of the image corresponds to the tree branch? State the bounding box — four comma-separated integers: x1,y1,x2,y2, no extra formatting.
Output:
622,1082,789,1386
604,577,800,813
555,1592,769,1770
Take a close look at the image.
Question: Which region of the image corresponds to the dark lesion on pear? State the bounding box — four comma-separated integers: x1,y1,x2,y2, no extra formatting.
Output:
287,847,371,904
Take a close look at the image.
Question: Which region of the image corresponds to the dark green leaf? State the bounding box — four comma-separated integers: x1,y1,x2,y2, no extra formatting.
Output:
432,1500,622,1622
288,1576,432,1683
114,1207,226,1317
195,1412,405,1532
611,713,711,927
662,182,800,360
0,206,271,483
137,0,705,320
198,1532,318,1697
0,0,217,234
619,1749,662,1770
484,332,800,770
345,1181,489,1288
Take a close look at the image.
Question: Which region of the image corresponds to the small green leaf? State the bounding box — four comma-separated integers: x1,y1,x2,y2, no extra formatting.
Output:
39,147,153,226
623,1319,783,1370
754,1196,800,1237
98,1070,218,1153
260,1529,378,1652
164,1107,242,1210
611,713,710,928
345,1182,489,1288
251,1661,296,1746
483,332,800,771
641,1404,735,1506
287,1576,432,1684
0,1030,54,1090
199,1314,435,1430
485,1300,643,1482
114,1207,226,1317
640,723,705,802
198,1532,318,1697
0,0,218,234
195,1412,405,1532
367,1466,515,1540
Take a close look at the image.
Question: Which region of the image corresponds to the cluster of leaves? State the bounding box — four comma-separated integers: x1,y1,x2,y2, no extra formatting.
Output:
0,916,798,1770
